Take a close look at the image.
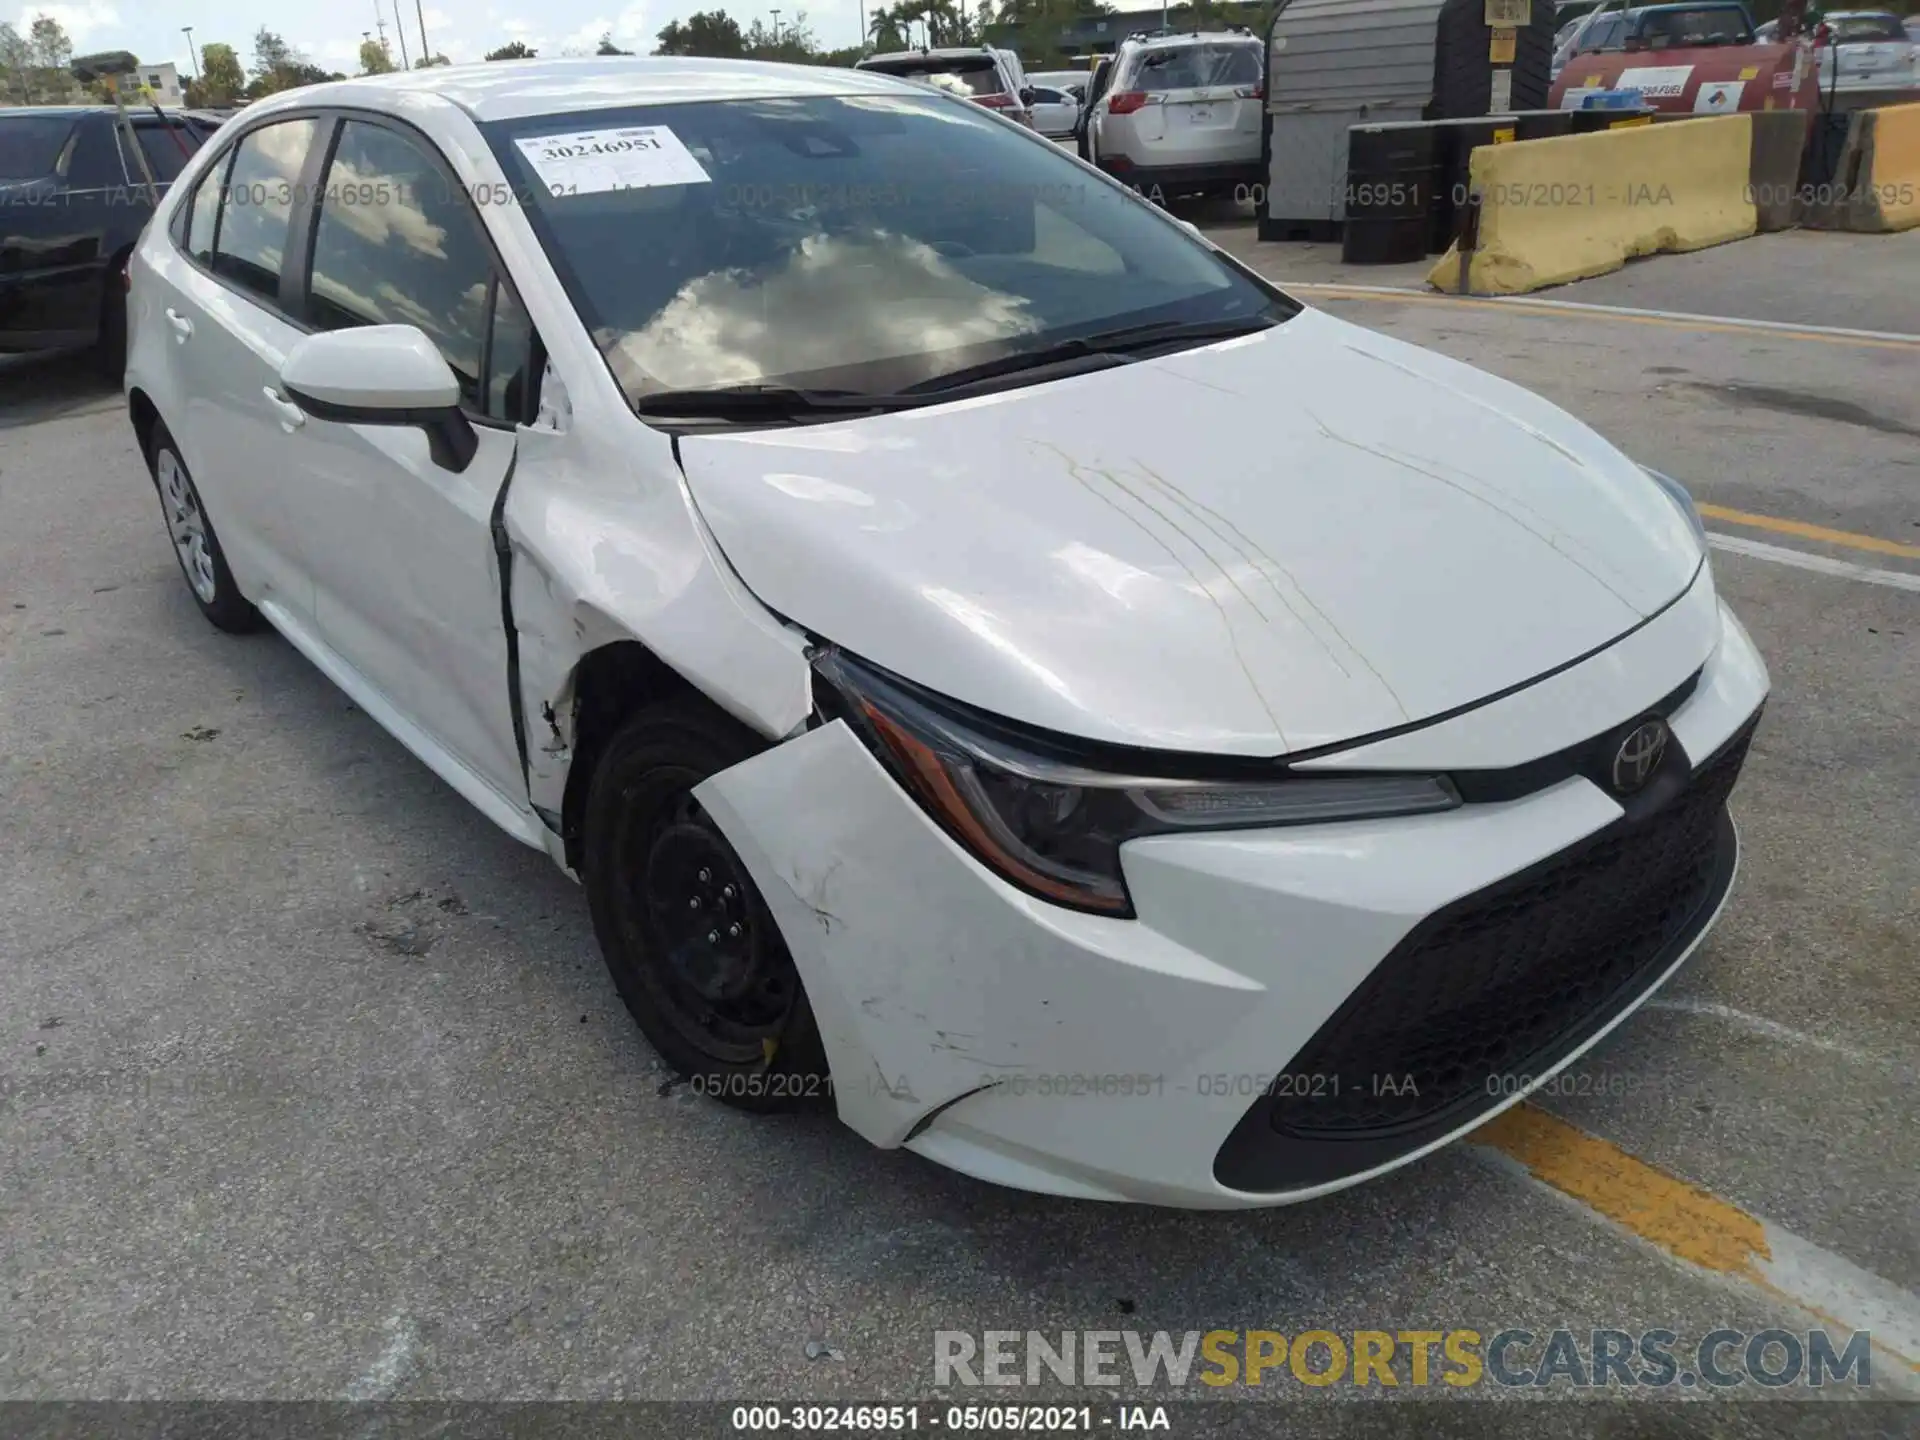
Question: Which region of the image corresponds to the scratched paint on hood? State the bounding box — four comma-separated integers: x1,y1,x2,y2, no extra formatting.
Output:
677,308,1702,758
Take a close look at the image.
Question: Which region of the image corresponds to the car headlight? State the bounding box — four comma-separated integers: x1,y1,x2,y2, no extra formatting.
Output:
812,649,1460,917
1642,465,1709,549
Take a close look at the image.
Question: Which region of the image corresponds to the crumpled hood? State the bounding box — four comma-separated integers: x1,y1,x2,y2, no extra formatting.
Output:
678,308,1703,757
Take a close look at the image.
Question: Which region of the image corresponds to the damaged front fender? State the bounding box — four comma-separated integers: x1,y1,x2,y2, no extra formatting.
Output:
693,719,1263,1148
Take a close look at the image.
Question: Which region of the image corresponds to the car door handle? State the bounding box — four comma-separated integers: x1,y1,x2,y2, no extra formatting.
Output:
263,387,307,431
164,307,193,341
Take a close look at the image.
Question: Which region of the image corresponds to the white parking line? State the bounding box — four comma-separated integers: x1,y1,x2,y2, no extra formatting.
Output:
1286,283,1920,347
1707,533,1920,592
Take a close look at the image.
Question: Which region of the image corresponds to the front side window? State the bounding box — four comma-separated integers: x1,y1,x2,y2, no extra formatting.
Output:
306,119,496,410
213,117,319,304
486,94,1291,405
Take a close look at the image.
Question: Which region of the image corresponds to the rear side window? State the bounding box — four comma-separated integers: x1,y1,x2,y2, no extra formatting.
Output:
130,123,202,184
305,119,499,412
485,281,536,424
0,115,76,181
213,117,319,304
1128,44,1262,93
184,159,224,261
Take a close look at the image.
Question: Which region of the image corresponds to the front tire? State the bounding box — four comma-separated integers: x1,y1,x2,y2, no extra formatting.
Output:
582,700,831,1112
147,424,262,634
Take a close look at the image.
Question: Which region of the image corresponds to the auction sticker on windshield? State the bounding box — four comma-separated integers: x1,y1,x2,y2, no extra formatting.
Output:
513,126,712,195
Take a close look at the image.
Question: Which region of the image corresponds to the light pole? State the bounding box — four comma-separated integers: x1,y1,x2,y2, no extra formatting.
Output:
182,26,198,79
770,8,782,43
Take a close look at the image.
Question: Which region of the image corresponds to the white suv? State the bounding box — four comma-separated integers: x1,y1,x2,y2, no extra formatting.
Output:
1089,29,1266,198
855,46,1038,129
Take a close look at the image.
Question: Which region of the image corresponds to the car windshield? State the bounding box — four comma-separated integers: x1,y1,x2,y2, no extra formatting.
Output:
1635,7,1754,46
1830,15,1904,41
0,115,76,182
1128,45,1263,92
485,94,1292,405
860,57,1005,96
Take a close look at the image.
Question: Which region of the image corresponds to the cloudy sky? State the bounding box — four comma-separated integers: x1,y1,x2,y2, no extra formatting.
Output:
8,0,891,76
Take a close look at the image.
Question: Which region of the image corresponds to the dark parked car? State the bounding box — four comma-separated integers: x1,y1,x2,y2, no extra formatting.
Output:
2,106,219,374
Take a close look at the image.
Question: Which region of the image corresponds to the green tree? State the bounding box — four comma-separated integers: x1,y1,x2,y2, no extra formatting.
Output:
654,10,747,56
187,42,245,106
359,38,395,74
595,32,635,54
252,27,294,79
413,53,451,67
744,10,819,60
485,40,537,59
0,23,34,104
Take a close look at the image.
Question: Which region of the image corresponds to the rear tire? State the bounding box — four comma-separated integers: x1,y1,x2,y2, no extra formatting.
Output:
582,700,831,1113
147,424,263,634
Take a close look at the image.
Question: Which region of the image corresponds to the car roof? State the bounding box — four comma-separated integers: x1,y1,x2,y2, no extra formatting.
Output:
242,56,914,126
861,47,1006,62
1123,29,1261,48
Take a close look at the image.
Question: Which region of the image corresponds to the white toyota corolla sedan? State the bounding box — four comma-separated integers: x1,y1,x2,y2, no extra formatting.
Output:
125,58,1768,1208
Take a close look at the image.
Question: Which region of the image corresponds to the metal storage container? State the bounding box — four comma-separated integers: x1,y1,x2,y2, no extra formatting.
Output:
1261,0,1557,238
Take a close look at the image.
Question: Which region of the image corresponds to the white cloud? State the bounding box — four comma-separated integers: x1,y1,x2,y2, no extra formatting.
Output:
13,2,122,49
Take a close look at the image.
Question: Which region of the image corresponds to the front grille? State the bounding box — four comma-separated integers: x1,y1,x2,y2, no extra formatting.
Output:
1266,725,1754,1138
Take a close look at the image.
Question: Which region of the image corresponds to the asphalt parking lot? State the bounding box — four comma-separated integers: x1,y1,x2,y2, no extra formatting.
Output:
3,227,1917,1432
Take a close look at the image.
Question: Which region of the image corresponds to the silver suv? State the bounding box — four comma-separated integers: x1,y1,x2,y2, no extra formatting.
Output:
855,47,1038,130
1088,30,1265,198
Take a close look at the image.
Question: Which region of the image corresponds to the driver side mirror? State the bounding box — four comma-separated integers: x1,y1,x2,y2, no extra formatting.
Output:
278,325,479,473
1020,86,1038,106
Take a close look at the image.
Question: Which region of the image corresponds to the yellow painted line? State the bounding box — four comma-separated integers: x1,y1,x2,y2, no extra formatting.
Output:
1475,1104,1769,1276
1477,1104,1920,1376
1293,285,1920,353
1697,504,1920,561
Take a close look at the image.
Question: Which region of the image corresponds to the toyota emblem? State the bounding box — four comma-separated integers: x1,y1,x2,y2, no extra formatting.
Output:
1611,719,1670,795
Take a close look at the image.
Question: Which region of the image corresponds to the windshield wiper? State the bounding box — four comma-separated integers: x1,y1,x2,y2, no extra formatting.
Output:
901,314,1280,396
633,383,924,420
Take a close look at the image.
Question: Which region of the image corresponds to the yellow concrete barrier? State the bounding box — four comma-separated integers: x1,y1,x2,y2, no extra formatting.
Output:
1853,102,1920,232
1428,116,1757,296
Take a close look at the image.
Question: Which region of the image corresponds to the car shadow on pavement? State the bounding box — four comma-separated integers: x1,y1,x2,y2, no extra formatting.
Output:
0,351,122,430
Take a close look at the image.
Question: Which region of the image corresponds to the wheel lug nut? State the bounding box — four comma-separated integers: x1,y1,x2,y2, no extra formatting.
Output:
689,896,701,910
722,884,736,900
698,868,712,883
727,923,741,938
706,930,719,945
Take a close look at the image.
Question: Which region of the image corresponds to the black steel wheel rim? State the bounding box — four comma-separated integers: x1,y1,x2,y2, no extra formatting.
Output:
613,769,796,1064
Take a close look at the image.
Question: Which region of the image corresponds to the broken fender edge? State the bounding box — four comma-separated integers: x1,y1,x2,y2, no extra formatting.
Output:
693,719,1265,1150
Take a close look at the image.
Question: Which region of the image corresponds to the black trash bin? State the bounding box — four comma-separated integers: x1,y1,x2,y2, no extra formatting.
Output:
1344,123,1438,264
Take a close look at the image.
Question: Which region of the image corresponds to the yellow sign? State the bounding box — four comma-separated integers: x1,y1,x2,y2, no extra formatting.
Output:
1484,0,1531,26
1493,126,1516,143
1610,115,1653,127
1490,27,1517,64
1738,65,1759,79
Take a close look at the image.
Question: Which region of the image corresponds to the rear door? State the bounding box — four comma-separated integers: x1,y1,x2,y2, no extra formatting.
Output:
1,114,123,347
147,114,328,615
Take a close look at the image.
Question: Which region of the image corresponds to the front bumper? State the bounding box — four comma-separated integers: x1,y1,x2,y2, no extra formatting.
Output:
695,596,1769,1208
